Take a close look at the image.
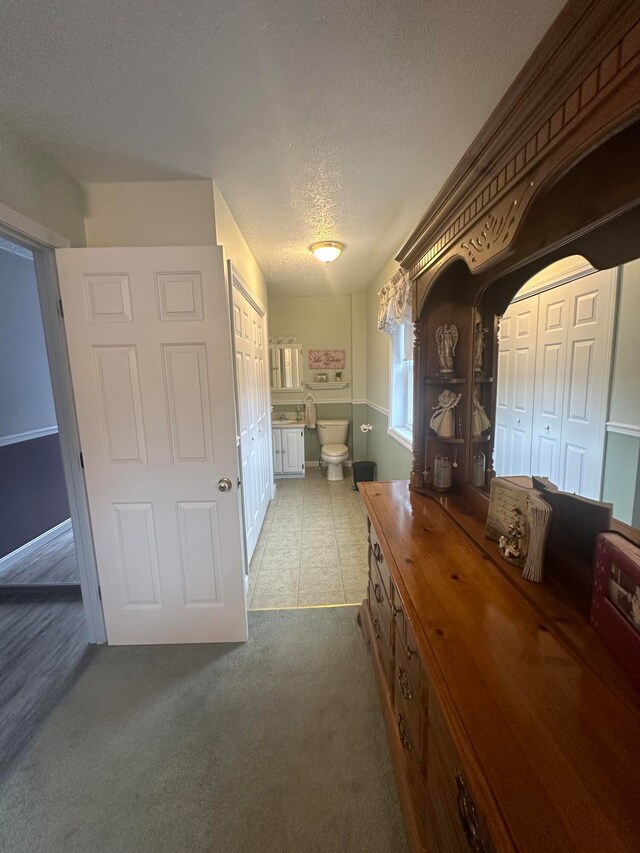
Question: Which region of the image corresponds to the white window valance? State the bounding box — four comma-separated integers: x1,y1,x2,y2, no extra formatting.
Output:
377,268,414,335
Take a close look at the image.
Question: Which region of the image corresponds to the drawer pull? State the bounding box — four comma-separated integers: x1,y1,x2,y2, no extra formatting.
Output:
406,644,416,660
372,543,383,564
455,772,490,852
398,666,412,701
392,604,402,620
373,582,384,605
373,616,382,640
397,714,412,751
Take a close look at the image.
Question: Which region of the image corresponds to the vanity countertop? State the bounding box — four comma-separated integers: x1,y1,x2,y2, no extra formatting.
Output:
271,419,304,428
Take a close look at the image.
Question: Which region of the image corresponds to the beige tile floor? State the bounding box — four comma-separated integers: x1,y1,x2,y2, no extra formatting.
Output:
248,467,369,609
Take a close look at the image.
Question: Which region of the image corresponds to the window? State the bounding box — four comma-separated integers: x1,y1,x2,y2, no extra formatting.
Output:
389,323,414,450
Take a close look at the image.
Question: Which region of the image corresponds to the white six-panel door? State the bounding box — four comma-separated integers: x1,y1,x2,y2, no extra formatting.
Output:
56,246,247,644
530,287,567,484
230,277,270,561
496,268,616,499
543,270,615,496
495,299,539,476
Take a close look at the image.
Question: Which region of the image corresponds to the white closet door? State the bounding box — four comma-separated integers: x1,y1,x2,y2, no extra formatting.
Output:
495,299,539,476
499,268,616,497
56,246,247,645
251,310,271,517
557,270,616,498
531,288,568,484
231,274,270,560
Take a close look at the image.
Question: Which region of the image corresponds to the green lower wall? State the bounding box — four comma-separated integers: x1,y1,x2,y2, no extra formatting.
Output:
352,403,368,462
271,401,413,481
362,404,413,482
602,432,640,527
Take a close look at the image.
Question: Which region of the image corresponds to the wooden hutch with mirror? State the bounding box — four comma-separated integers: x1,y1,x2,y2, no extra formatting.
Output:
358,1,640,851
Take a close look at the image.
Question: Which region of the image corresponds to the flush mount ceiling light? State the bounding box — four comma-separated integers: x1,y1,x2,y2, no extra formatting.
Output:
310,241,344,263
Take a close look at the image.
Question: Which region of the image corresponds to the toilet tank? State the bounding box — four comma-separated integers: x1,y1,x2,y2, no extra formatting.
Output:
317,419,350,446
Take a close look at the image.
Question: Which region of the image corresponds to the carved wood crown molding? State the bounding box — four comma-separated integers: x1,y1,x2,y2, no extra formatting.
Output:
460,182,534,266
398,1,640,282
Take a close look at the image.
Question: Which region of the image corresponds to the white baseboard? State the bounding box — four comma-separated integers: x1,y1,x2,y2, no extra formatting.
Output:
0,518,72,573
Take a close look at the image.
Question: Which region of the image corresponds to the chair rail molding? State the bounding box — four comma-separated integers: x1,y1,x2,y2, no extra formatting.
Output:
606,421,640,438
0,426,59,447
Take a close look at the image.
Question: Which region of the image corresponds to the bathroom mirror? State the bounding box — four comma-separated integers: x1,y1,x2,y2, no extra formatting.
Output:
269,344,303,391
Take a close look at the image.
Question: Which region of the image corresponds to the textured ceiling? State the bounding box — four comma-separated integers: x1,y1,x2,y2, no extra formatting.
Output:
0,0,566,295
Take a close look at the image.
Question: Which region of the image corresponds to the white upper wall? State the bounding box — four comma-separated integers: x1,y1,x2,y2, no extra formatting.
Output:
268,295,352,405
609,259,640,427
84,181,217,247
83,180,267,308
0,119,86,246
213,186,267,308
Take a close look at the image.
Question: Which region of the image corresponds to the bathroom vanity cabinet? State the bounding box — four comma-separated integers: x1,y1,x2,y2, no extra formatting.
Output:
271,425,305,477
359,481,640,853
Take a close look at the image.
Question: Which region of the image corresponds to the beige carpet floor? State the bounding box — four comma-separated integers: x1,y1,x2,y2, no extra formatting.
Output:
0,607,407,853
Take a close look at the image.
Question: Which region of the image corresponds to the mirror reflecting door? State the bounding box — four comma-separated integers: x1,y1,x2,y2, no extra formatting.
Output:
269,344,303,391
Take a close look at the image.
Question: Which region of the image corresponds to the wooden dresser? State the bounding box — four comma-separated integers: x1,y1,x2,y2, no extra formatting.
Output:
359,481,640,853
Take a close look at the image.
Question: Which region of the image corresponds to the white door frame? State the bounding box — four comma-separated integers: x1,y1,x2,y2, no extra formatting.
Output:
0,203,106,643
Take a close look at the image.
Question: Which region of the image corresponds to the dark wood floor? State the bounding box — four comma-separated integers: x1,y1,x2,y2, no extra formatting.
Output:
0,528,79,584
0,530,91,779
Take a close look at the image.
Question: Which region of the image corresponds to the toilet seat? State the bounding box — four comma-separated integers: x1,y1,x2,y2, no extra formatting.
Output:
322,443,348,458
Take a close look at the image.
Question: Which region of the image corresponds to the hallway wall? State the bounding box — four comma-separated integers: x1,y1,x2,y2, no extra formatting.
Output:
0,119,86,246
0,243,70,559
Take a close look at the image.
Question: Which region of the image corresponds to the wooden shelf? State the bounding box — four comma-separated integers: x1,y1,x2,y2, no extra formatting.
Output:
427,435,465,444
471,435,491,443
305,381,350,390
474,376,494,383
425,377,467,386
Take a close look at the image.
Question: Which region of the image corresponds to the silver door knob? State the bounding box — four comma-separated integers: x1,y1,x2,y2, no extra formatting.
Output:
515,418,521,424
544,425,550,430
218,477,233,492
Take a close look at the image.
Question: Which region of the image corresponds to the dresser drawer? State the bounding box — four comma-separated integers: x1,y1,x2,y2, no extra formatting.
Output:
403,615,423,695
370,556,393,645
368,584,393,692
428,696,494,853
369,524,392,597
426,739,470,853
394,644,426,768
395,697,424,804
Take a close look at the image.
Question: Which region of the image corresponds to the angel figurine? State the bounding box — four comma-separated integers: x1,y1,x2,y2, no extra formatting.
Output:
473,321,488,374
430,389,462,437
471,388,491,436
435,323,458,375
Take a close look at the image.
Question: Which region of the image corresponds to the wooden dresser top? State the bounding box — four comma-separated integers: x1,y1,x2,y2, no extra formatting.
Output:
360,480,640,852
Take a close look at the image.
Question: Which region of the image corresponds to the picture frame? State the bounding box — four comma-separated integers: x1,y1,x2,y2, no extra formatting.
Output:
315,373,328,383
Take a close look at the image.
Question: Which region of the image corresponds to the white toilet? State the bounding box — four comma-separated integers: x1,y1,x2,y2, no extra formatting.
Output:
317,418,350,481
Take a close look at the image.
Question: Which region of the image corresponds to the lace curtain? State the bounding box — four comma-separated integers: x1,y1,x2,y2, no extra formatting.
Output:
377,268,414,335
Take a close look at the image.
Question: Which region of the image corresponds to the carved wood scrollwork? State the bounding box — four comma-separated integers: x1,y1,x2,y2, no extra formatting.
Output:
460,181,534,267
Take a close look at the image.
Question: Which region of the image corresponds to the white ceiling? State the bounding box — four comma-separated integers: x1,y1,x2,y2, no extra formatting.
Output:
0,0,566,295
